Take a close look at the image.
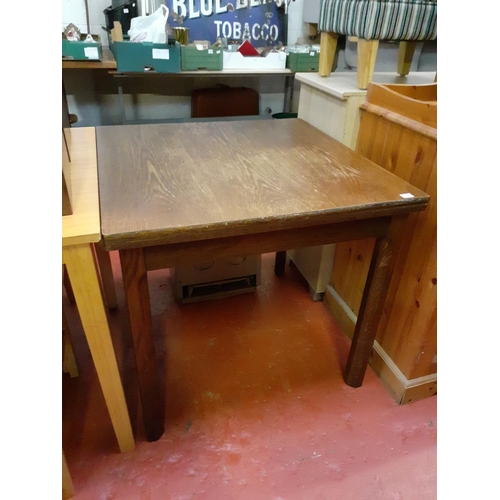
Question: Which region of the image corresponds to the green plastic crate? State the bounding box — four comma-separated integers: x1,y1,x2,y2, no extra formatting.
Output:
113,41,181,73
181,46,223,71
62,36,102,61
286,50,320,72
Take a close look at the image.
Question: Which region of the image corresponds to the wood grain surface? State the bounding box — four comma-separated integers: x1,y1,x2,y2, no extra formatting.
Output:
62,127,101,246
96,119,428,250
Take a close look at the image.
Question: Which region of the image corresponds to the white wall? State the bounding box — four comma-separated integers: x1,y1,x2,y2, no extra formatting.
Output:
287,0,306,46
62,0,111,42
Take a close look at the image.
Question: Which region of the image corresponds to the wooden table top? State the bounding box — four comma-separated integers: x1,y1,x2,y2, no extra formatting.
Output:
62,127,101,246
96,119,429,250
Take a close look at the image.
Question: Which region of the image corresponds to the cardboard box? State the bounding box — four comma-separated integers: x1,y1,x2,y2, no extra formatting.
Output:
181,46,223,71
112,41,181,73
174,255,262,303
286,50,320,72
222,51,286,70
62,36,102,61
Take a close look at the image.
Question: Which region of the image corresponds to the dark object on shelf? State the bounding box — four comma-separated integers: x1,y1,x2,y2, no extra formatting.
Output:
104,2,138,34
272,112,298,119
173,27,190,45
191,86,259,118
112,0,131,7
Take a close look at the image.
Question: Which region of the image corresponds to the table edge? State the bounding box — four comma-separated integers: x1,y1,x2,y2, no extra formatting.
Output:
100,198,429,251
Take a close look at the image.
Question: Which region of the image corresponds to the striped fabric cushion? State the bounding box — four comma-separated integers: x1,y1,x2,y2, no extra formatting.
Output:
318,0,437,41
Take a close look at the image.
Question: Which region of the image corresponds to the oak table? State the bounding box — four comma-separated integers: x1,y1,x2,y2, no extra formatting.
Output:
96,119,429,442
62,127,134,453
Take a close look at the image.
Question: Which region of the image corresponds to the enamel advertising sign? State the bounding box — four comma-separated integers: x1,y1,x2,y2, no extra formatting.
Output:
165,0,287,47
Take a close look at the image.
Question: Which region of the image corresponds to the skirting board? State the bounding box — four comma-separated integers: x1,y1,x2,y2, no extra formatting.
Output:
324,285,437,405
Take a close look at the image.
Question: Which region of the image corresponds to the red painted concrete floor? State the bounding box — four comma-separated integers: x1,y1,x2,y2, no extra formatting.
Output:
62,252,437,500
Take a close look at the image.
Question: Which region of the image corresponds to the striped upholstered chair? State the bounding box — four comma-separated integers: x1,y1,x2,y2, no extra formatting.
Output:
318,0,437,89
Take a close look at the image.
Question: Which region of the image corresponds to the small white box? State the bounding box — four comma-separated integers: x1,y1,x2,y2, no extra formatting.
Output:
174,255,262,303
222,51,287,70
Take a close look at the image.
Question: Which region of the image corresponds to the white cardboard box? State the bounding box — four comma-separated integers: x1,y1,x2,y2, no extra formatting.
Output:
222,51,287,70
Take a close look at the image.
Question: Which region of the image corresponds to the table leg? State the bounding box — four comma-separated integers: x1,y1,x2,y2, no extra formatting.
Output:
117,78,127,125
62,451,74,500
65,246,118,309
62,266,76,304
274,251,287,276
94,242,118,309
283,75,294,113
62,311,79,378
343,216,408,387
63,244,135,453
120,248,165,442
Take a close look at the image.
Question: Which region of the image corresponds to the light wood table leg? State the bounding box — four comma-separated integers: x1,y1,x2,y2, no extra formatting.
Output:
62,310,79,378
94,242,118,309
64,246,117,309
63,243,135,453
357,39,379,90
344,216,408,387
397,41,417,77
319,32,339,76
62,451,74,500
120,248,165,442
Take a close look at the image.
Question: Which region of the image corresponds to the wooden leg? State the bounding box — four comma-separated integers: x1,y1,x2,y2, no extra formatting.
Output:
274,251,287,276
397,41,417,77
94,242,118,309
344,216,407,387
357,39,379,90
63,265,76,304
306,22,318,38
319,32,339,76
63,244,135,453
62,264,79,378
120,248,165,442
62,451,74,500
62,310,79,378
309,286,324,302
